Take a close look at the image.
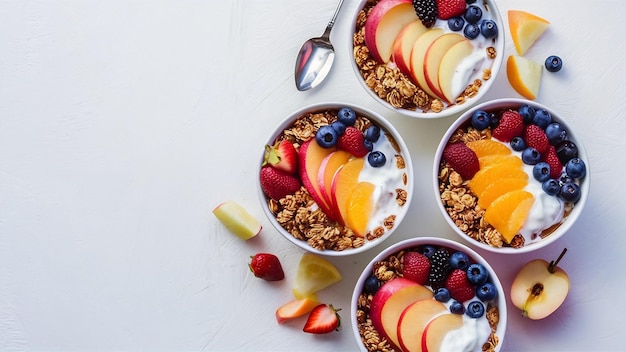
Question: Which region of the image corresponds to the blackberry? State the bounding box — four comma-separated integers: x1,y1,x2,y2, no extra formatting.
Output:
412,0,438,28
428,248,451,288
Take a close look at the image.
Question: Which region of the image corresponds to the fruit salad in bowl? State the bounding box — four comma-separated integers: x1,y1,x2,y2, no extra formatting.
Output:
350,0,504,118
351,237,506,351
434,98,589,253
258,102,413,256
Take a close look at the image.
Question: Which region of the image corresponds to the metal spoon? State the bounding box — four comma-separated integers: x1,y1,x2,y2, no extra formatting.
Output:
294,0,345,91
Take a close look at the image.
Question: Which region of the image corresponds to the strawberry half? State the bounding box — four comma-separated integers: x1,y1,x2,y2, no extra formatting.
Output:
524,124,550,154
445,269,475,302
260,166,301,201
402,252,431,285
442,142,480,180
263,140,298,175
436,0,466,19
543,145,563,179
303,304,341,334
249,253,285,281
337,126,369,157
492,110,524,142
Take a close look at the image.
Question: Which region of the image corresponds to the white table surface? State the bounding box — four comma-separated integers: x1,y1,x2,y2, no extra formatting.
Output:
1,0,625,351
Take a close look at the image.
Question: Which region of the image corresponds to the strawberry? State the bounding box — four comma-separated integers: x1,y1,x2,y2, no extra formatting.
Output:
442,142,480,180
260,166,301,201
445,269,475,302
263,140,298,175
436,0,466,19
524,124,549,154
492,110,524,142
303,304,341,334
249,253,285,281
402,252,431,285
543,145,563,179
337,126,369,157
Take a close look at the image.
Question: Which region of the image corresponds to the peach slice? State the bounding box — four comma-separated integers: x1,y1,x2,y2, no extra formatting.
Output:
438,38,475,103
317,150,351,209
299,139,337,219
508,10,550,55
330,157,365,224
423,33,465,100
421,314,464,352
397,299,447,352
364,0,416,63
410,28,444,98
507,55,543,100
345,181,376,237
392,20,429,76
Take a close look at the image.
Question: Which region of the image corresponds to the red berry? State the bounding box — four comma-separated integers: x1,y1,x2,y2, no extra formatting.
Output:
249,253,285,281
436,0,466,19
337,126,369,157
442,142,480,180
445,269,475,302
402,252,431,285
524,124,550,155
260,166,301,201
543,145,563,179
263,140,298,175
492,110,524,142
303,304,341,334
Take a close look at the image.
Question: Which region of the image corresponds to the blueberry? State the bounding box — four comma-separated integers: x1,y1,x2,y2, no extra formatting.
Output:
448,17,465,31
419,245,437,258
560,173,573,185
565,158,586,179
542,179,560,196
450,300,465,314
368,151,387,167
545,55,563,72
449,251,470,270
363,275,381,295
363,139,374,152
364,125,381,142
476,282,497,301
545,122,567,145
337,107,356,126
330,121,346,135
533,162,551,182
465,0,477,3
521,147,542,165
466,263,488,285
463,23,480,39
471,110,491,130
518,104,536,124
466,301,485,318
556,140,579,164
559,182,581,203
315,125,338,148
434,288,451,302
464,5,483,24
510,136,526,151
533,109,552,129
489,112,500,128
480,19,498,38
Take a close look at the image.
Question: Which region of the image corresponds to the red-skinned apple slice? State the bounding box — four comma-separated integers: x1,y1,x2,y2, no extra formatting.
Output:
397,299,447,352
438,38,477,103
299,139,337,220
317,150,351,210
364,0,417,63
330,157,364,225
423,33,465,100
421,314,464,352
410,28,444,98
392,20,428,76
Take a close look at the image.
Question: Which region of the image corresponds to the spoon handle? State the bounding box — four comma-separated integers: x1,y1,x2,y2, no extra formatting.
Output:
322,0,345,39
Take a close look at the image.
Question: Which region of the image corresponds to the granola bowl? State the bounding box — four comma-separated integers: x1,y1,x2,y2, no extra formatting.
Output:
434,98,589,253
258,102,413,256
350,0,504,119
351,237,506,351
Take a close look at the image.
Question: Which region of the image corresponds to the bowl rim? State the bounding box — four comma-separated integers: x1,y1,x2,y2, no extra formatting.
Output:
257,101,414,256
350,236,507,352
433,97,590,254
348,0,505,119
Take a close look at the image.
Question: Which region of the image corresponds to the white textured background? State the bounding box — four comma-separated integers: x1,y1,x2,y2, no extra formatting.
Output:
1,0,624,351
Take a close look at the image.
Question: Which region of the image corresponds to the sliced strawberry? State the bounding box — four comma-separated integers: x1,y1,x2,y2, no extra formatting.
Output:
493,110,524,142
249,253,285,281
260,166,301,201
263,140,298,175
524,124,549,155
445,269,475,302
303,304,341,334
337,126,369,157
543,145,563,179
436,0,466,19
442,142,480,180
402,252,431,285
275,294,320,324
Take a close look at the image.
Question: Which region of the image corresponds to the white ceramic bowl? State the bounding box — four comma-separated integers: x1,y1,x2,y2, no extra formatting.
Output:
350,0,505,119
258,102,413,256
433,98,590,254
351,237,507,351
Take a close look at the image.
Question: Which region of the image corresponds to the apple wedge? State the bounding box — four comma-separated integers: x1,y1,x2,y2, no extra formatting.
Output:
365,0,417,63
507,55,542,100
299,139,337,220
410,28,444,98
392,20,428,76
317,150,351,209
421,314,464,352
212,200,262,240
397,299,447,352
437,38,475,103
330,157,365,225
423,33,465,100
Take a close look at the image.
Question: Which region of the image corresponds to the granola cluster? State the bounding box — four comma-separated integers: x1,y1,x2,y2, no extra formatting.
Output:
266,109,409,251
353,0,498,114
356,249,501,352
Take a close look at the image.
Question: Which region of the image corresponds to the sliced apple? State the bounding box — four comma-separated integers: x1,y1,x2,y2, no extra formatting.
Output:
507,55,543,100
392,20,429,76
421,314,464,352
364,0,416,63
397,299,447,352
299,139,337,219
370,278,434,349
511,250,570,320
437,38,475,103
212,200,262,240
330,157,365,224
423,33,465,100
508,10,550,55
410,28,444,98
317,150,351,209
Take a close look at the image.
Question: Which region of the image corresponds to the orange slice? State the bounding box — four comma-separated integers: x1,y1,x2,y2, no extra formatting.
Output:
507,55,543,100
478,177,528,209
466,140,511,158
484,190,535,242
478,154,509,169
345,181,376,237
468,156,526,196
508,10,550,55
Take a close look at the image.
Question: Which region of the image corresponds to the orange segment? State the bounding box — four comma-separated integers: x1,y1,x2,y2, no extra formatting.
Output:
345,182,376,237
484,190,534,242
508,10,550,55
466,140,511,158
478,154,508,169
478,177,528,209
468,156,526,195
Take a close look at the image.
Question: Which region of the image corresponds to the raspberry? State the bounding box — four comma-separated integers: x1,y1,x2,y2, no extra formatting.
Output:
442,142,480,180
436,0,466,20
429,248,451,288
337,126,369,157
543,145,563,179
445,269,475,302
524,124,550,154
402,252,431,285
492,110,524,142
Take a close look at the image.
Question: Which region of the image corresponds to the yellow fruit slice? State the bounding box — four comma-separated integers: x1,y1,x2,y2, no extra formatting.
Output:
345,182,376,237
508,10,550,55
466,140,511,158
212,200,262,240
478,177,528,209
468,156,526,196
292,253,342,298
484,190,534,243
507,55,543,100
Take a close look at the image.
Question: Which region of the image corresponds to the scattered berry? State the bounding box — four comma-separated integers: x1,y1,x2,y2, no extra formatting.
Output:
521,147,541,165
442,142,480,180
543,145,564,179
533,109,552,129
464,5,482,24
364,125,381,142
476,282,497,301
448,16,465,31
492,110,524,142
403,252,431,285
368,151,386,167
337,107,356,126
545,122,567,145
363,275,381,295
316,125,339,148
532,162,551,182
337,126,369,157
518,104,536,124
463,23,480,39
260,166,301,201
510,136,526,151
545,55,563,72
303,304,341,334
542,179,560,196
556,140,579,164
429,248,451,288
249,253,285,281
466,263,488,285
565,158,586,179
559,182,581,203
480,19,498,38
436,0,466,20
434,287,451,302
449,251,470,270
471,110,491,130
263,140,298,175
445,269,475,302
466,301,485,318
450,300,465,314
413,0,438,28
524,124,550,154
